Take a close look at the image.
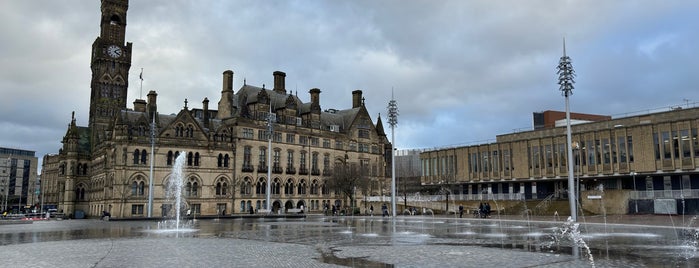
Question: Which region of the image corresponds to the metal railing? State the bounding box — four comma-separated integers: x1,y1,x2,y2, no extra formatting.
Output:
630,189,699,200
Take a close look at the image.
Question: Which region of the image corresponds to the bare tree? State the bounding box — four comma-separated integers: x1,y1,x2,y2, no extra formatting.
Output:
327,161,369,214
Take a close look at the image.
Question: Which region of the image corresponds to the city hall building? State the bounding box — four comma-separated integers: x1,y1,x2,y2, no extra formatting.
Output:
41,0,392,218
421,107,699,214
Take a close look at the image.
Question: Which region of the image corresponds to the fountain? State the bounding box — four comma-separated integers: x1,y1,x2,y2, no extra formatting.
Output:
154,152,195,233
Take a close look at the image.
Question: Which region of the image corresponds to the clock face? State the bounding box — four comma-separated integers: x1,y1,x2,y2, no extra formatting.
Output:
107,45,122,58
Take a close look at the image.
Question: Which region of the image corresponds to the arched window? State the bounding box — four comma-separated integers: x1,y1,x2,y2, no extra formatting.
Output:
82,163,88,175
284,179,294,195
216,178,228,196
298,179,307,195
131,181,138,195
141,149,147,164
167,151,173,166
138,181,145,196
224,154,229,167
187,152,194,166
133,149,140,164
76,185,86,201
217,154,223,167
310,180,319,195
241,177,251,195
185,178,198,197
256,178,266,195
194,152,200,166
272,178,281,195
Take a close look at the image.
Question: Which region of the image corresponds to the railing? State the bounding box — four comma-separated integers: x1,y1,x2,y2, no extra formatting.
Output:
363,190,699,203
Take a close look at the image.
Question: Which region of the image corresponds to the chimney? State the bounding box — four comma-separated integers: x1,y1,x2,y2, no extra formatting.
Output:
217,70,234,119
133,99,146,112
273,71,286,94
309,88,321,104
147,90,158,120
352,90,363,108
203,98,210,129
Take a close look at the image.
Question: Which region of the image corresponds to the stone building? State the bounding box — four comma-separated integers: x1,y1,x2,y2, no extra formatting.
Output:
0,147,39,212
41,0,391,218
421,106,699,214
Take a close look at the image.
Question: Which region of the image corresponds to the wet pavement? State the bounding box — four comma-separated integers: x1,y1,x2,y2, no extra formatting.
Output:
0,214,697,267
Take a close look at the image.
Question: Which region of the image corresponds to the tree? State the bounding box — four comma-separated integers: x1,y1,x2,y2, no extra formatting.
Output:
327,160,370,214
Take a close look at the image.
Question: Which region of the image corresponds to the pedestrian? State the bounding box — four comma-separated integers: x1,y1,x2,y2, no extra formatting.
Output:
478,203,485,218
485,203,491,217
381,203,388,217
458,204,464,218
370,205,374,216
332,205,337,216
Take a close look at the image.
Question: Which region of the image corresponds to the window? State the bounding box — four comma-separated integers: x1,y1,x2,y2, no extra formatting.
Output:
287,151,294,168
272,178,281,195
662,131,671,160
693,129,699,158
681,129,691,158
131,204,144,215
240,177,251,195
286,133,295,143
190,204,201,215
131,179,145,196
300,136,308,145
242,128,254,139
300,152,307,169
259,147,267,167
310,137,319,146
187,152,194,166
335,141,343,150
323,139,330,148
256,178,266,195
141,150,147,164
298,179,307,195
194,152,200,166
273,149,281,168
185,178,198,197
215,178,228,195
358,143,369,152
244,146,252,167
311,153,319,171
76,185,86,201
133,149,140,165
310,180,319,195
323,154,330,171
285,179,294,195
167,151,173,166
358,129,370,139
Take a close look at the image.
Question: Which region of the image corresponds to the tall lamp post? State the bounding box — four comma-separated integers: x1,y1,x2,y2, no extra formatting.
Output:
147,113,156,217
630,172,638,213
266,104,274,213
387,89,399,217
557,38,577,222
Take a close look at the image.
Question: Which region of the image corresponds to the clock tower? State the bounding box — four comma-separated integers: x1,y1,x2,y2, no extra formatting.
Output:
89,0,132,148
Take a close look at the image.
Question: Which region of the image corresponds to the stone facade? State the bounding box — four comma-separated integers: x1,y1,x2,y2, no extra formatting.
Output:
41,0,391,218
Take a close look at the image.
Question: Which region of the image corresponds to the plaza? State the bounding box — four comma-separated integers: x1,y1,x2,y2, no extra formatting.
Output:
1,214,697,267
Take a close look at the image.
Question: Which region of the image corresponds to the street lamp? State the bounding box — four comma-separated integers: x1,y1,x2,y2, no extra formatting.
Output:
630,172,638,214
557,38,577,222
387,89,399,217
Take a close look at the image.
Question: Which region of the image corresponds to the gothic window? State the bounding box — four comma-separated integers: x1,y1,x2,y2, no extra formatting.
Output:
194,152,200,166
76,185,86,201
82,163,88,175
287,150,294,168
256,177,266,195
224,154,229,167
243,146,252,167
185,178,198,197
259,147,267,168
218,154,223,167
240,177,251,195
188,152,193,166
323,154,330,172
141,149,147,165
284,179,294,195
133,149,140,165
215,178,228,196
167,151,173,166
298,179,307,195
272,178,281,195
310,180,319,195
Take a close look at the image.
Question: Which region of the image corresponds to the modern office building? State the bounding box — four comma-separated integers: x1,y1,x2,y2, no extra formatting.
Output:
41,0,391,218
0,147,39,212
421,106,699,214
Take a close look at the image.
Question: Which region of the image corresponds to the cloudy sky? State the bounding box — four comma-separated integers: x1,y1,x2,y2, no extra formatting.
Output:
1,0,698,171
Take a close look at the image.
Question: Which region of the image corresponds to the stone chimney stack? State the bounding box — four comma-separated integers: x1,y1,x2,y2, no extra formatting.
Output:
133,99,146,112
217,70,234,119
203,97,210,129
352,90,363,108
273,71,286,94
309,88,321,104
147,90,158,120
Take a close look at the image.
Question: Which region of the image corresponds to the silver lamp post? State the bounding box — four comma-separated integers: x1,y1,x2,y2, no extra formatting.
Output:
266,104,274,213
557,38,577,222
387,89,399,217
147,113,156,217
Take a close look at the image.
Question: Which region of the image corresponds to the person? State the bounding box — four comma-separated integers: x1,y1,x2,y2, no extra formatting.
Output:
485,203,491,217
381,203,388,217
369,205,374,216
478,203,485,218
331,205,337,216
458,204,464,218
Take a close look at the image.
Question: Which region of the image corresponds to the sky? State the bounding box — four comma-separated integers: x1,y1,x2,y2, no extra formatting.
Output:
1,0,698,173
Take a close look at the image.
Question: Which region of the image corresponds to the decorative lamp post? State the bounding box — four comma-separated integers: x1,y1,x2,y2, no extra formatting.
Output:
557,38,577,222
147,113,156,217
387,89,399,217
266,104,274,213
630,172,638,213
